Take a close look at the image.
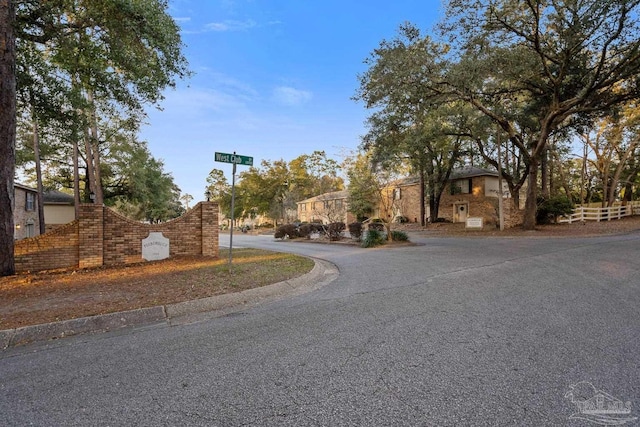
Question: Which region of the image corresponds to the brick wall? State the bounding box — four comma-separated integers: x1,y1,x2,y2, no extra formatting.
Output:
394,184,423,223
14,221,79,272
14,202,219,273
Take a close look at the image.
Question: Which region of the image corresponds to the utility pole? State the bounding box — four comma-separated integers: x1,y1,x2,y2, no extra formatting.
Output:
497,128,504,231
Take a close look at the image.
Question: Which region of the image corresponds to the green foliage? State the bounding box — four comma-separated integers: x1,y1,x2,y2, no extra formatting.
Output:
361,229,386,248
13,0,190,203
237,154,344,224
391,230,409,241
346,153,377,220
536,196,575,225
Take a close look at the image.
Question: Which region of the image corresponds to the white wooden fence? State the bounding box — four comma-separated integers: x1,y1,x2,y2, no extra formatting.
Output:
559,201,640,223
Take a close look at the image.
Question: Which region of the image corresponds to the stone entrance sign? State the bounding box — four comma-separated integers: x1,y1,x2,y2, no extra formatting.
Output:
142,232,170,261
465,217,484,229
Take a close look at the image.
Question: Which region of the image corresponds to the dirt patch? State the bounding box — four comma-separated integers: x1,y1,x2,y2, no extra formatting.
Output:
0,249,313,330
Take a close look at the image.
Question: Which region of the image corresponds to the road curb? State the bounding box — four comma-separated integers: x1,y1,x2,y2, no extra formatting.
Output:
1,258,338,349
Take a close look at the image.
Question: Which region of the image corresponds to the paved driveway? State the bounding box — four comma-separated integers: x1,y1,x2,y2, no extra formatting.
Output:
1,232,639,426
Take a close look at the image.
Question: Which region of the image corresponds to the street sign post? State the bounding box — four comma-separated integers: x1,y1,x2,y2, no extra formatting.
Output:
214,151,253,272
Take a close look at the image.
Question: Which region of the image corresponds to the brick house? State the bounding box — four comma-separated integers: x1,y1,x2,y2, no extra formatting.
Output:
296,190,356,224
387,166,523,228
439,166,521,227
13,183,41,239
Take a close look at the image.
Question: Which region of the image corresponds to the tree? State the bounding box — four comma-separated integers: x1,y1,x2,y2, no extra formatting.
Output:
345,152,377,221
108,142,184,223
584,102,640,207
288,151,343,206
346,151,404,240
355,26,470,224
0,0,16,275
235,153,343,225
180,194,193,210
437,0,640,228
205,168,231,216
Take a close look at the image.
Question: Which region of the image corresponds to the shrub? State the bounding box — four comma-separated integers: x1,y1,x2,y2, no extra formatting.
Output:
361,229,385,248
274,224,298,240
297,223,313,239
368,221,385,232
536,195,574,224
391,230,409,241
431,217,449,223
327,222,346,241
348,222,363,240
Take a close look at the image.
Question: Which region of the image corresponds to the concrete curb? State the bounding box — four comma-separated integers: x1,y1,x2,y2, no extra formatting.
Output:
0,258,338,349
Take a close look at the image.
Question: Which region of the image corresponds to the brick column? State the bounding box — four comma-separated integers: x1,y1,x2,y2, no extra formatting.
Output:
78,204,104,269
201,202,219,257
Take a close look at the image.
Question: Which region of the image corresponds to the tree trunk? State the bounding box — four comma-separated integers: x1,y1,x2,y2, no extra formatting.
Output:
429,191,437,223
0,0,16,276
73,138,80,218
523,157,539,230
32,109,45,235
541,147,549,199
87,89,104,204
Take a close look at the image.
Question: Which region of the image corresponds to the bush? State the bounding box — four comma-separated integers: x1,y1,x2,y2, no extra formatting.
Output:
327,222,346,241
348,222,363,240
537,195,574,224
274,224,298,240
368,221,385,232
297,223,313,239
391,230,409,241
361,229,386,248
431,217,450,223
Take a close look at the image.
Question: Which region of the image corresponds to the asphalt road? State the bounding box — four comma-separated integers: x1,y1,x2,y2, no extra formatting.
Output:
1,231,639,426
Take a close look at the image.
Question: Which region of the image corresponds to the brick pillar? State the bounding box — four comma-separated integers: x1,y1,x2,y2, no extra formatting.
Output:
201,202,219,257
78,204,104,269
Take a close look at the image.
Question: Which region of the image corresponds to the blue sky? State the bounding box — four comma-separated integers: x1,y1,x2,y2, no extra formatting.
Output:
140,0,444,202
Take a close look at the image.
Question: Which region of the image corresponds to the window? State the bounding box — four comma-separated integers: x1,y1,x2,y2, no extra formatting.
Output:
300,203,306,212
324,200,331,210
26,192,35,211
25,221,35,238
335,199,343,209
393,188,401,200
451,179,471,195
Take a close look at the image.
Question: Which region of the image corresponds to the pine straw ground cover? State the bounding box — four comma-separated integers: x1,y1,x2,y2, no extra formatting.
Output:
0,249,314,330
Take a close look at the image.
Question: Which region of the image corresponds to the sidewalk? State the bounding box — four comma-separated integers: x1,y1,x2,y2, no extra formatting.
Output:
0,259,338,349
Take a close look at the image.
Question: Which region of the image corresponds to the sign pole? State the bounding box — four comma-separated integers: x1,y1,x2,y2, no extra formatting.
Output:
229,157,236,273
214,151,253,274
497,128,505,231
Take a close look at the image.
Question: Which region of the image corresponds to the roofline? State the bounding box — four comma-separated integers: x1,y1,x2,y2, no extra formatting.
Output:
14,183,37,192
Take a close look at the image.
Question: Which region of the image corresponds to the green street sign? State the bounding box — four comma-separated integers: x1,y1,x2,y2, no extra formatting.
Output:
215,152,253,166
